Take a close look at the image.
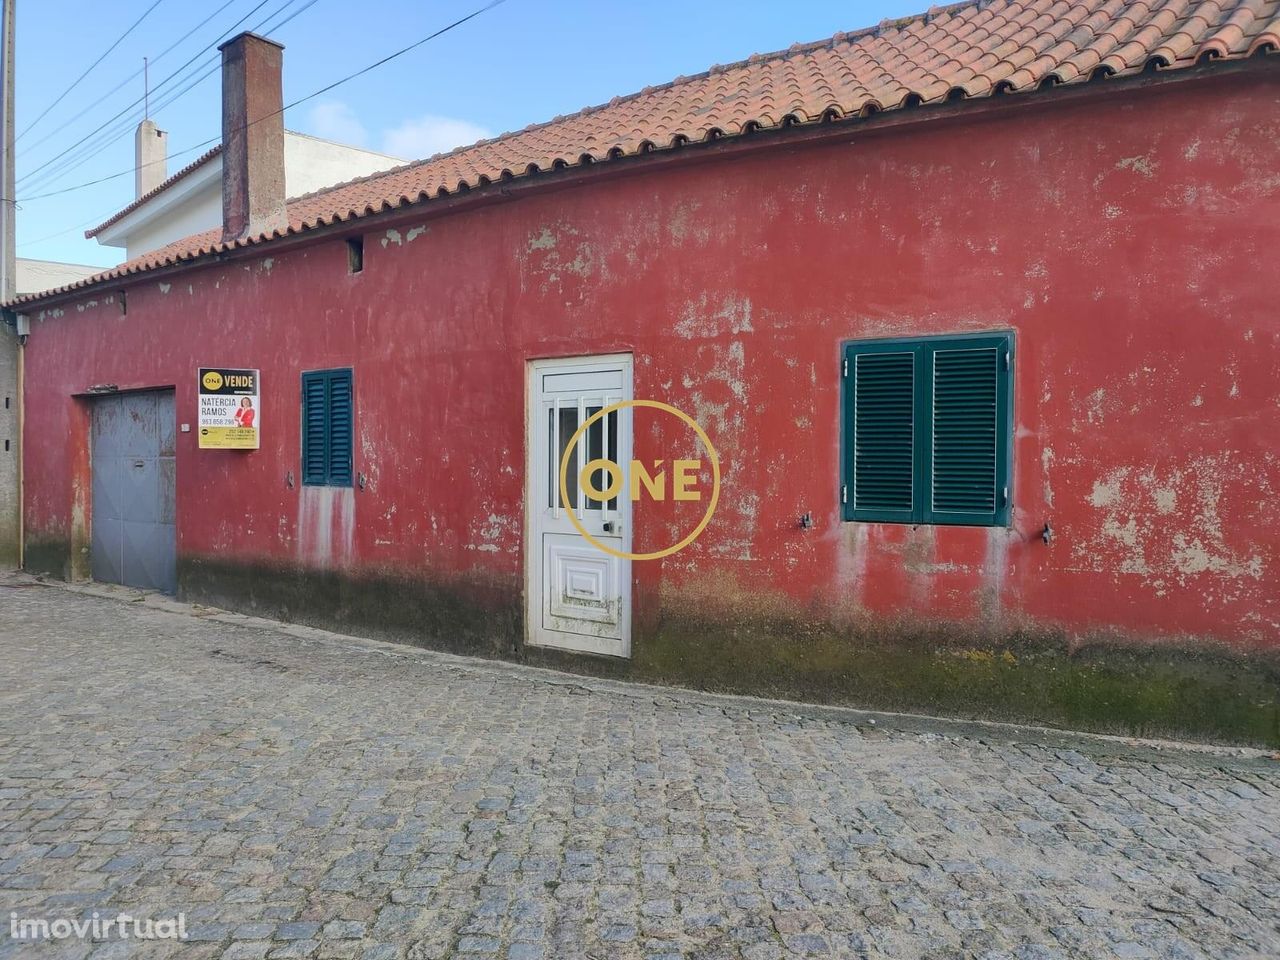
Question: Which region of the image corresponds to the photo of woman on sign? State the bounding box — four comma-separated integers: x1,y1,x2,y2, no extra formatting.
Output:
233,396,256,429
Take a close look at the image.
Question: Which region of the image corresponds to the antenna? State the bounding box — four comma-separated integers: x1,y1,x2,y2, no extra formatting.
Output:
143,56,149,119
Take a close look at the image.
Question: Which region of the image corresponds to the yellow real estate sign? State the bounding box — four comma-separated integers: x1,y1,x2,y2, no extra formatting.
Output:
198,367,260,450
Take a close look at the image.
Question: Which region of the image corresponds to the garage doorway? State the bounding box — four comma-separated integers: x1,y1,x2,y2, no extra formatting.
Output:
90,390,176,593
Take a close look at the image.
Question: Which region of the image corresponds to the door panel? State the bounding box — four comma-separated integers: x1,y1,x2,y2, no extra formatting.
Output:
545,534,621,626
120,456,161,523
90,390,177,594
89,515,124,585
158,458,177,524
118,391,157,456
91,446,124,523
528,356,632,657
121,520,175,593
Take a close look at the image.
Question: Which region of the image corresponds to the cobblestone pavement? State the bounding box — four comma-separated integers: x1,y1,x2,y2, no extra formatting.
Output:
1,582,1278,960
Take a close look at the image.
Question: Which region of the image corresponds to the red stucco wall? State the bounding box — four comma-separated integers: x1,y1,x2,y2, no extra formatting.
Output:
21,69,1280,654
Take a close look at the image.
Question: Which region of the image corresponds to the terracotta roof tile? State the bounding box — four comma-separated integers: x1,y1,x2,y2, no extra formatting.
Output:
15,0,1279,307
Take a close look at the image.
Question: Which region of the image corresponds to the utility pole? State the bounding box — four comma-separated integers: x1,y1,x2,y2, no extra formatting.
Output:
0,0,18,570
0,0,13,302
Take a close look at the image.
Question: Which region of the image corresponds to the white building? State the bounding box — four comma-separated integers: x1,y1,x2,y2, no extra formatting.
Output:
14,258,101,297
88,120,402,260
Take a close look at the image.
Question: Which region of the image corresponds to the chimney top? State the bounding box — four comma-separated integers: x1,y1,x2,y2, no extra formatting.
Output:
134,119,168,199
217,31,283,54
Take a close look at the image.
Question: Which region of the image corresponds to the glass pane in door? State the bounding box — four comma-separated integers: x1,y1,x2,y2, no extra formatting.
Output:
547,404,618,511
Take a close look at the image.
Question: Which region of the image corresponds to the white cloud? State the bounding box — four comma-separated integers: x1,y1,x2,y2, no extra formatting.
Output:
305,101,370,148
380,114,493,161
301,102,493,162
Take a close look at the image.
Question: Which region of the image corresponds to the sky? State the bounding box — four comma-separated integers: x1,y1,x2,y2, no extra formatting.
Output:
13,0,923,268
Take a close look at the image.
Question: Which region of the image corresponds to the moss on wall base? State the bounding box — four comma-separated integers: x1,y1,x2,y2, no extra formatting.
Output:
620,608,1280,748
168,556,1280,747
22,537,70,580
178,556,520,659
0,534,19,571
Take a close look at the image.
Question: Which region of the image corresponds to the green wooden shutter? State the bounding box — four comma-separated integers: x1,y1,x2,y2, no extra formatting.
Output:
923,336,1011,526
842,333,1012,527
301,369,354,487
844,342,921,523
327,371,353,486
301,372,329,485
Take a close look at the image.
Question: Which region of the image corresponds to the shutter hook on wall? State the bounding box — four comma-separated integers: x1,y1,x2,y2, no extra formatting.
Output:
1041,522,1053,546
286,470,294,489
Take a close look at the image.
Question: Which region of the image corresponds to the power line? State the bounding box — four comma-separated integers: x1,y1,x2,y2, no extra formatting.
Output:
256,0,324,36
19,206,124,248
17,60,221,200
16,0,507,204
18,52,224,195
16,0,167,143
17,0,277,184
286,0,505,110
17,0,243,159
16,0,278,186
17,0,323,198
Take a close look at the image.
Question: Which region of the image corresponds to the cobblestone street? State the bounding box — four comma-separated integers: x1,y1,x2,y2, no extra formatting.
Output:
1,580,1277,959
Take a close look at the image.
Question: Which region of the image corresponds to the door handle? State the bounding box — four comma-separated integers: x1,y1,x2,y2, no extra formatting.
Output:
602,520,621,534
133,460,146,468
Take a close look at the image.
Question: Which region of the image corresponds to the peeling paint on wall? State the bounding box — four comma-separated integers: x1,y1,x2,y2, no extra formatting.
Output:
1116,154,1156,178
527,227,555,251
674,293,754,340
298,486,355,568
1074,458,1268,610
468,512,518,554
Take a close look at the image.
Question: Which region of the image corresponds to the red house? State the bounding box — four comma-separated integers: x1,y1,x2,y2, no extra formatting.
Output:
8,1,1280,744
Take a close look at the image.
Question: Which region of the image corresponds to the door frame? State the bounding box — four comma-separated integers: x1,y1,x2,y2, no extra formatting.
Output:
524,353,633,657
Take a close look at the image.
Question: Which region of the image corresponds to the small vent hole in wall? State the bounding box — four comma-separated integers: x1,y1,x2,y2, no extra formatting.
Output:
3,440,8,452
346,236,364,274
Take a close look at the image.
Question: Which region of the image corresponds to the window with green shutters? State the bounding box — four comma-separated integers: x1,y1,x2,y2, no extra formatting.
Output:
841,333,1012,526
301,369,354,487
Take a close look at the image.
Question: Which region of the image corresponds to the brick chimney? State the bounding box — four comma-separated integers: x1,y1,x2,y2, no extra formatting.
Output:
134,119,168,198
218,32,286,243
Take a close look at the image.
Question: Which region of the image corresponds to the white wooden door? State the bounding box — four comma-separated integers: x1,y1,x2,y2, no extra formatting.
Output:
527,355,632,657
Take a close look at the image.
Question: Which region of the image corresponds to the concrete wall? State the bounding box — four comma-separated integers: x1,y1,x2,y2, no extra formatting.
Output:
15,259,101,297
282,131,402,197
122,175,223,260
18,70,1280,743
0,322,17,568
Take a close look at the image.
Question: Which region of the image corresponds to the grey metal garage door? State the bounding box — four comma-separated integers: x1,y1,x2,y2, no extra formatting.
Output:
90,390,176,593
